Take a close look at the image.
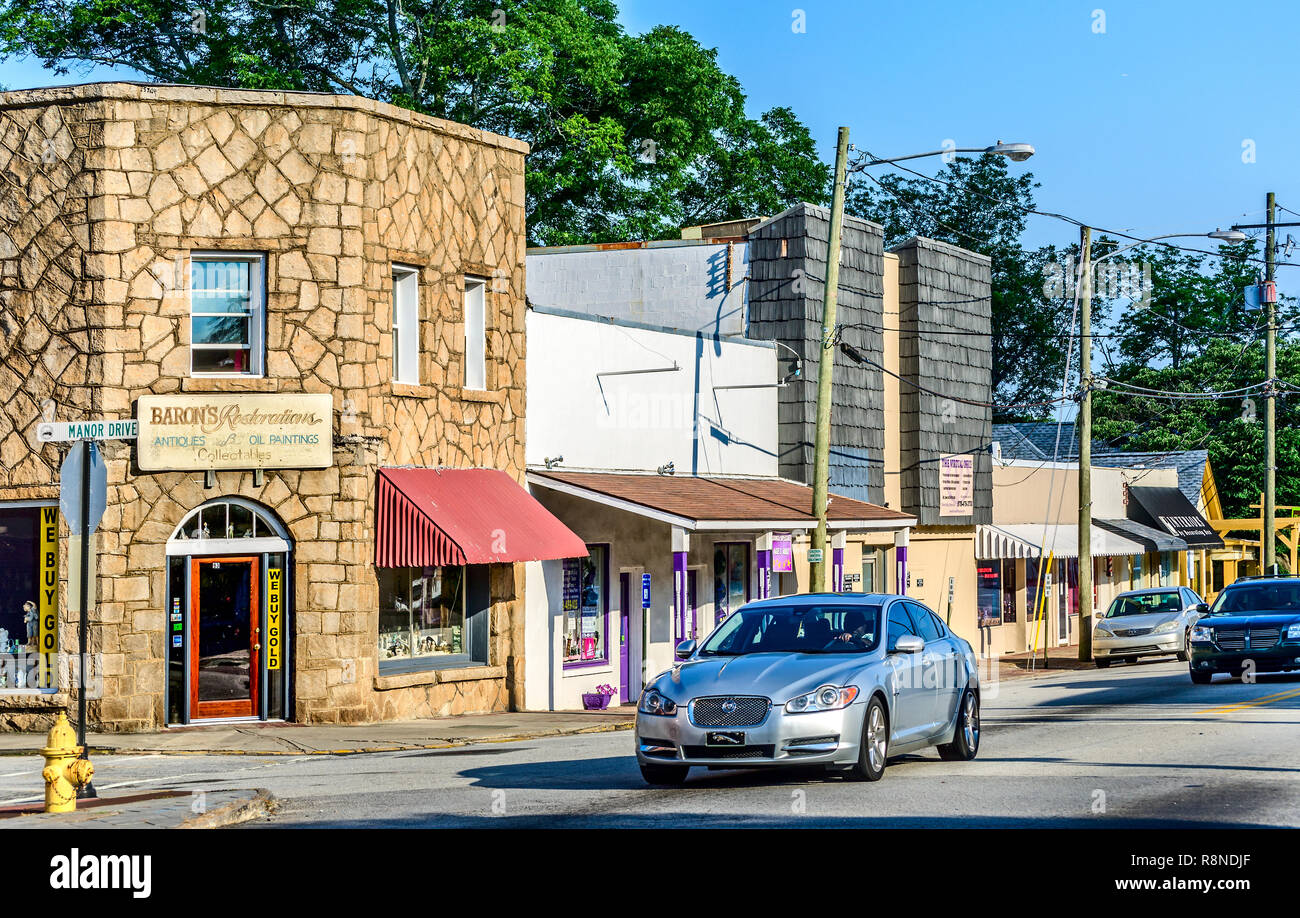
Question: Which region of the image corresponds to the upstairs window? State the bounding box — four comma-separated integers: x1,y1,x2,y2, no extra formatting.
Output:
190,254,265,376
464,277,486,390
392,265,420,384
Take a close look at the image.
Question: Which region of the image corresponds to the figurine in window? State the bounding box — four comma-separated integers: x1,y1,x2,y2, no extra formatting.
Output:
23,601,38,649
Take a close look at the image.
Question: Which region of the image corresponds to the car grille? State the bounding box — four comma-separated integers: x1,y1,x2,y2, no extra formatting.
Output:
1249,627,1281,649
1215,630,1246,651
682,745,776,759
690,696,770,727
1214,628,1281,651
1114,627,1153,637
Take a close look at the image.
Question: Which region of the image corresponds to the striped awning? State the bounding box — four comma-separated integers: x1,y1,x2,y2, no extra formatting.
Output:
977,523,1147,560
375,468,588,567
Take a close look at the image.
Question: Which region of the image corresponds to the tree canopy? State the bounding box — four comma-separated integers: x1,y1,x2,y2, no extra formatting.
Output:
0,0,830,244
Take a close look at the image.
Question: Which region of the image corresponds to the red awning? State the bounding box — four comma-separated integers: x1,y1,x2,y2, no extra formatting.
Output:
375,468,588,567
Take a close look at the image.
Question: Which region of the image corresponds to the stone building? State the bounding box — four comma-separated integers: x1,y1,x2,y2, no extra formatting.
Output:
0,82,584,732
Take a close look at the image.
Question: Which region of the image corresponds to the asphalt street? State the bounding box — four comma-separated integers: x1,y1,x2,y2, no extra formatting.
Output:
1,659,1296,828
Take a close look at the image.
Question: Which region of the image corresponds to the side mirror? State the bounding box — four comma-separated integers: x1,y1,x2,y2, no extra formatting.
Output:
674,640,697,661
891,634,925,655
1195,603,1210,616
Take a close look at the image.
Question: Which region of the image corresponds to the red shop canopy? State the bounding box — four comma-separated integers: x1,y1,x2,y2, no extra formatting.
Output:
375,467,588,568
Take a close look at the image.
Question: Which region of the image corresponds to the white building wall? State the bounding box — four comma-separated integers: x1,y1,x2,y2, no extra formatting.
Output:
525,308,779,476
526,241,749,335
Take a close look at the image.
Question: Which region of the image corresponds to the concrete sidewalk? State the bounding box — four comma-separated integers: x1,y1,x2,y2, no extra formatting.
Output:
0,789,276,829
0,707,637,756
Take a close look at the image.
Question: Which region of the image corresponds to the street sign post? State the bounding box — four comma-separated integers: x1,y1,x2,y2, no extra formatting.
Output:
57,439,109,799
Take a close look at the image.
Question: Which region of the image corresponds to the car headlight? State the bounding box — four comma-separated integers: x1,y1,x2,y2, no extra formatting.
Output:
1094,624,1113,637
1287,623,1300,640
638,689,677,716
1191,625,1214,642
785,684,859,714
1153,619,1181,634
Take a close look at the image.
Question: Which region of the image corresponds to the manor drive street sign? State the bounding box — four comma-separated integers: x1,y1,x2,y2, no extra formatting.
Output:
37,419,138,443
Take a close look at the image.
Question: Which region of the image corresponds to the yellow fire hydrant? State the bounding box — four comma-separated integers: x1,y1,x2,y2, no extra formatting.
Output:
41,713,93,814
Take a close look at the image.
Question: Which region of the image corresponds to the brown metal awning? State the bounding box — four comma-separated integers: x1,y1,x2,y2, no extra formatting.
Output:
526,470,915,530
375,468,588,567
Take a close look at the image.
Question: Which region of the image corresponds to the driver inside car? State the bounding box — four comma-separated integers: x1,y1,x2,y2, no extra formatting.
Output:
832,610,875,646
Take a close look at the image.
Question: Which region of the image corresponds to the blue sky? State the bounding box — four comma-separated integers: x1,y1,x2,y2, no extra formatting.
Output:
617,0,1297,264
2,0,1296,267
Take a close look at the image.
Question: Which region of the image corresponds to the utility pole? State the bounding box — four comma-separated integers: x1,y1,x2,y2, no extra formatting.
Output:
1264,191,1277,574
1078,226,1093,661
810,126,851,593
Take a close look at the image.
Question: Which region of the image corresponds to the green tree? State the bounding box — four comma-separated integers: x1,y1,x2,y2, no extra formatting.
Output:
0,0,828,244
845,154,1072,417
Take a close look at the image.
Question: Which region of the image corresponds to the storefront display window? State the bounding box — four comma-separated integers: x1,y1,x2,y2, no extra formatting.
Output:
1001,559,1017,623
976,561,1001,627
563,545,608,665
0,504,57,692
378,566,465,664
714,542,749,627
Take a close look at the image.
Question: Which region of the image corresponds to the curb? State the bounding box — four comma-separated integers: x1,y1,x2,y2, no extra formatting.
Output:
181,789,278,828
0,720,636,758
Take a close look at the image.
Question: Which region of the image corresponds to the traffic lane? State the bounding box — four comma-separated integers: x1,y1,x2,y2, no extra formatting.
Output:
984,657,1300,721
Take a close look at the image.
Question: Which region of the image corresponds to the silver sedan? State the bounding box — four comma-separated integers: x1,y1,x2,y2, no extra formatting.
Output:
634,593,981,784
1093,587,1207,667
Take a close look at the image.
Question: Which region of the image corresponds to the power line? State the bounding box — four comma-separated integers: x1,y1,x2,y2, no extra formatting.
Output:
854,151,1300,270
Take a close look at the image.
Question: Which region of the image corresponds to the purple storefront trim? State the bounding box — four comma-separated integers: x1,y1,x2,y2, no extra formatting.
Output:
832,547,844,592
896,546,908,595
757,548,772,599
673,551,688,641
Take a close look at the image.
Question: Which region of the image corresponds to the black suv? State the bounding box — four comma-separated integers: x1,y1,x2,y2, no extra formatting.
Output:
1189,577,1300,683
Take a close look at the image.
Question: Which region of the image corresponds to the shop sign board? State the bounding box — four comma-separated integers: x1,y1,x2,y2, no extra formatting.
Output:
136,393,333,471
772,533,794,573
37,507,58,689
267,568,283,670
939,454,974,516
562,559,581,612
641,573,652,609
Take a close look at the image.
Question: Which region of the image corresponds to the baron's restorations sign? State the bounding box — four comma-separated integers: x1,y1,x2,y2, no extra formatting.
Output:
136,394,333,471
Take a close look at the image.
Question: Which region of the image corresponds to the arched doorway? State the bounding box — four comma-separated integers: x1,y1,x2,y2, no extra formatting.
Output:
165,499,293,724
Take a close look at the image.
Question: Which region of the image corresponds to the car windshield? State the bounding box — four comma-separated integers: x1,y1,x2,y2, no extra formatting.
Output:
1104,592,1182,618
1209,583,1300,615
697,604,882,655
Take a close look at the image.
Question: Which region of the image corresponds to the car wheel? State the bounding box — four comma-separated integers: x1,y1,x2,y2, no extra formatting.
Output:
848,696,888,782
1189,668,1213,685
1176,629,1191,662
938,688,980,762
1094,658,1111,669
639,762,689,785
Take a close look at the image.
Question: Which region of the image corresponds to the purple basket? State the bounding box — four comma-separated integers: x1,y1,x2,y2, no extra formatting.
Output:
581,692,612,710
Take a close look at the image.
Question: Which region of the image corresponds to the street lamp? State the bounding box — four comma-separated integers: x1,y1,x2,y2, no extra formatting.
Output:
807,133,1035,594
852,140,1036,170
1075,225,1248,661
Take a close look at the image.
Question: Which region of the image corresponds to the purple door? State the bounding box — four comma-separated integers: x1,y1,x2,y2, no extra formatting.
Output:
619,573,631,704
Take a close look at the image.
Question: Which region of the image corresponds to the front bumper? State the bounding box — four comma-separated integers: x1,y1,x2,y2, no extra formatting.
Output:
1092,630,1182,658
635,701,866,767
1189,641,1300,673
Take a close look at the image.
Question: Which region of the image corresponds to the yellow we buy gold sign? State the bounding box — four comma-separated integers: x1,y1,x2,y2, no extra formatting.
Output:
38,506,59,688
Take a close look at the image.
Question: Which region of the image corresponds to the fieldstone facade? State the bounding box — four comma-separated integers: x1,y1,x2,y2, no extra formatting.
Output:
0,82,530,731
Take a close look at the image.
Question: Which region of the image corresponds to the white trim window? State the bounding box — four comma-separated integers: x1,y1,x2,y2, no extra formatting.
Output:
392,265,420,384
464,276,487,390
189,253,265,376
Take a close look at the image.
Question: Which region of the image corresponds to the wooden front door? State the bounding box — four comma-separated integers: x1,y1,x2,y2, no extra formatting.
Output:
190,556,260,719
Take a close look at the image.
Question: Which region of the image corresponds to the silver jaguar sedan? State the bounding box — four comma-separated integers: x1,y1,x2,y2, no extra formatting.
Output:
634,593,981,784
